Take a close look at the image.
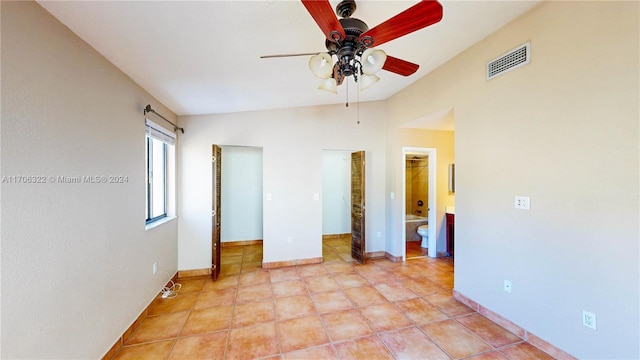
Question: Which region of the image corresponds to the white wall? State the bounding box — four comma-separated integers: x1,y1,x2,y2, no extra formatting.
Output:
178,102,387,270
221,145,263,242
387,2,639,358
322,150,351,235
1,2,178,358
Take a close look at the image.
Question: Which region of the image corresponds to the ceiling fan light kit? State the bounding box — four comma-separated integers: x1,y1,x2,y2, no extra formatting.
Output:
296,0,443,93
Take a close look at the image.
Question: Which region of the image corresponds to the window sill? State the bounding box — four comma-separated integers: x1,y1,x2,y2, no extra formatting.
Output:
145,216,177,231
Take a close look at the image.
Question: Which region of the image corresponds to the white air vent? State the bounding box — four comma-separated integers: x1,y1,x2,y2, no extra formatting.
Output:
487,42,530,80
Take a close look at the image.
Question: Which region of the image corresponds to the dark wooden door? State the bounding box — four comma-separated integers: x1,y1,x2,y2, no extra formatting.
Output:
211,145,222,280
351,151,365,264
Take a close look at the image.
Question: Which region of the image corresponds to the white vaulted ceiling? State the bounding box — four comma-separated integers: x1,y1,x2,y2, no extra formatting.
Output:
38,1,540,116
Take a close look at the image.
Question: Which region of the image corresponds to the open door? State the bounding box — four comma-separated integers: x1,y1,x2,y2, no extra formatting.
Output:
211,145,222,280
351,151,365,264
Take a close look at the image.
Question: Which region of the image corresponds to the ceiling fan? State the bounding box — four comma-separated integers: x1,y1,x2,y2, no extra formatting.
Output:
261,0,443,93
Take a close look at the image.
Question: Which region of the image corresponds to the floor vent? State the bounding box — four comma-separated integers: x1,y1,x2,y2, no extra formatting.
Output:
487,42,530,80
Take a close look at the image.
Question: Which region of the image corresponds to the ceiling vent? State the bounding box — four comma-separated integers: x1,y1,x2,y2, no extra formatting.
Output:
487,42,530,80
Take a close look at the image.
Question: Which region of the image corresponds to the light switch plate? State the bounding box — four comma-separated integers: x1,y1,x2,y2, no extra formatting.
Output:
514,196,530,210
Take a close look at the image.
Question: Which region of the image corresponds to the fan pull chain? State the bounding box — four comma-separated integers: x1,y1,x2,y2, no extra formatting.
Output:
345,79,349,107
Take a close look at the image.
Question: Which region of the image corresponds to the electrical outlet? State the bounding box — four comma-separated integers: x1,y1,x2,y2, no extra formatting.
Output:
287,237,293,245
377,231,382,238
504,280,512,293
514,196,531,210
153,262,158,274
583,310,597,330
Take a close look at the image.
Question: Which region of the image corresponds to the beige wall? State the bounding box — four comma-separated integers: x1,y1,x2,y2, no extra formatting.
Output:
1,2,179,357
387,1,639,358
177,102,388,270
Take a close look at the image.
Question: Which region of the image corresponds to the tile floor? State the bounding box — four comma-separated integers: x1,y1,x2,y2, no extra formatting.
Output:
112,236,556,359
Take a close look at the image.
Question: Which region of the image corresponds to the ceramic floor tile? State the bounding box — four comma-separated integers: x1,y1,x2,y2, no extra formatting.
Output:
395,297,449,325
272,279,307,298
275,294,316,320
180,305,233,336
278,315,330,353
149,291,199,315
282,344,339,360
379,326,450,360
221,255,244,265
358,269,397,284
304,275,341,293
466,351,510,360
421,319,493,359
323,260,356,275
236,283,272,303
321,309,374,342
343,286,388,307
221,247,244,256
297,263,329,278
358,303,412,332
219,263,241,277
175,277,207,293
168,331,227,360
202,275,239,291
241,261,263,273
374,281,419,302
456,313,522,348
194,288,236,309
333,335,394,360
270,267,300,282
113,340,175,360
225,322,280,360
499,342,555,360
232,299,275,328
125,311,190,345
333,273,370,289
238,270,271,287
244,252,263,262
401,277,447,297
312,290,355,313
426,292,476,317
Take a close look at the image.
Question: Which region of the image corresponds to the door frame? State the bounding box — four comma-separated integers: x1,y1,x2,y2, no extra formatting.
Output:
402,147,437,259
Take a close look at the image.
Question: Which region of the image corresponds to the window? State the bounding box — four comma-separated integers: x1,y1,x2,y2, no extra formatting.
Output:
145,119,175,224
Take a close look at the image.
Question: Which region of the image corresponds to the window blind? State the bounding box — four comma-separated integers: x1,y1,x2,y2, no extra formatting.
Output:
145,119,175,145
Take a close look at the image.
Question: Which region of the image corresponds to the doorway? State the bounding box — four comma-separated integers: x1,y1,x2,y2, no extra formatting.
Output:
402,147,437,260
211,145,263,280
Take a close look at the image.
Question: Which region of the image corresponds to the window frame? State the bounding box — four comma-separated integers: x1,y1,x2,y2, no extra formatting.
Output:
145,118,174,225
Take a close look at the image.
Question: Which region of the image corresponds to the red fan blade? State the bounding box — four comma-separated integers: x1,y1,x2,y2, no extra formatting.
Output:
301,0,346,43
358,0,443,47
382,56,420,76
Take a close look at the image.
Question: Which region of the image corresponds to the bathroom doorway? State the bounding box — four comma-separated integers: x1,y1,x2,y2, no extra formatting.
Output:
402,147,437,259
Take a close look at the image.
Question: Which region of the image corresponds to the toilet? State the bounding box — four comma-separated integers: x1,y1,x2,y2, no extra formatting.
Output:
417,225,429,248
